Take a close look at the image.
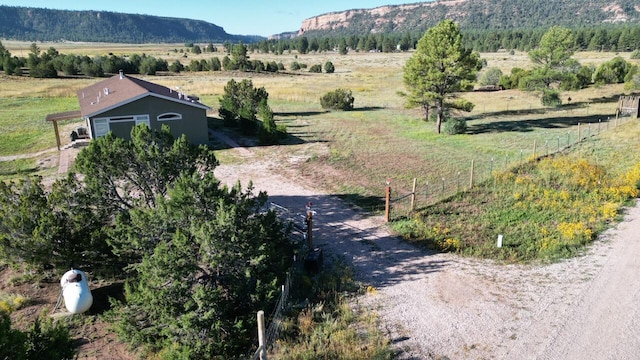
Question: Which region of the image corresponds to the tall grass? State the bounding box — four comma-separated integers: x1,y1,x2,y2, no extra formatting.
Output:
269,262,393,359
391,120,640,262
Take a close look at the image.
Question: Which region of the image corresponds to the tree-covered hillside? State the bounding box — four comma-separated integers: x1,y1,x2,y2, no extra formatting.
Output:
0,6,262,43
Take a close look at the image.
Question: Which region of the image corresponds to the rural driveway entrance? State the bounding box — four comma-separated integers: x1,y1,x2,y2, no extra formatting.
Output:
212,132,640,359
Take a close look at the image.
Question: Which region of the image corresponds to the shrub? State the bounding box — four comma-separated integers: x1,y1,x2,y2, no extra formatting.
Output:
541,89,562,107
290,61,301,71
443,118,467,135
309,64,322,73
477,67,503,86
320,89,354,111
593,57,631,85
0,313,75,360
630,49,640,59
324,61,335,74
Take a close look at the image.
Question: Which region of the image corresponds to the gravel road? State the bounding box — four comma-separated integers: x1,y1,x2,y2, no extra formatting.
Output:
213,137,640,360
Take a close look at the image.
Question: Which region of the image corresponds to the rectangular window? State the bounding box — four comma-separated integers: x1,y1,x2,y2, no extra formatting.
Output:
135,115,150,127
109,116,135,123
93,118,109,137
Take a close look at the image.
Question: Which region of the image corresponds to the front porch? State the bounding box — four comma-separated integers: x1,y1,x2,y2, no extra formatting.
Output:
45,110,83,151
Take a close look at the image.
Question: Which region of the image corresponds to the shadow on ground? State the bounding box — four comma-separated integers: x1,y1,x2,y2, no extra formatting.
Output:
467,113,615,134
267,193,447,289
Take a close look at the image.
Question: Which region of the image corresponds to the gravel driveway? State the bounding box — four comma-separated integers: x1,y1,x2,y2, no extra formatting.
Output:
213,136,640,360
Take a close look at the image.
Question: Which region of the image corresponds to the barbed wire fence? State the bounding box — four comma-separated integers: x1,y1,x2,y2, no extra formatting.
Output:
386,112,636,221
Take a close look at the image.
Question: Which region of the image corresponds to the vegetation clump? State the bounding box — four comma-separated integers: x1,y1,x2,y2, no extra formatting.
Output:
392,131,640,262
320,89,355,111
270,262,393,359
0,312,75,360
403,20,481,133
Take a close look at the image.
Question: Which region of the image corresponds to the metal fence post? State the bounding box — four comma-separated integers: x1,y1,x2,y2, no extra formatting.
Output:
578,122,581,142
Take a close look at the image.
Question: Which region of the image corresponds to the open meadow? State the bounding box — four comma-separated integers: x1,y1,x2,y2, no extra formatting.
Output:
1,41,638,196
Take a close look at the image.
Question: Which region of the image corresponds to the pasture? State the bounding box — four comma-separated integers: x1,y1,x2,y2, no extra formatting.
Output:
0,41,638,197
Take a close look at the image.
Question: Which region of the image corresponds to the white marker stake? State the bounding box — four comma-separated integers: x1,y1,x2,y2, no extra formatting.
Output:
497,234,503,248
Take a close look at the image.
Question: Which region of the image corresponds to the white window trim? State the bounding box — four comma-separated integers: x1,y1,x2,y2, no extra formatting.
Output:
157,112,182,121
93,118,110,137
92,114,150,137
109,116,135,123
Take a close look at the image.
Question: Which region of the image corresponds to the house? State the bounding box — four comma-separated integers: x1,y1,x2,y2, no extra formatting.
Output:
47,70,210,149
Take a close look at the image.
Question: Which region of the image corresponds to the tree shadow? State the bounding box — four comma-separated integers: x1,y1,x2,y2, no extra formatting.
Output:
274,110,327,117
466,113,614,134
208,116,326,149
354,106,385,111
0,166,39,177
86,282,125,315
265,193,448,289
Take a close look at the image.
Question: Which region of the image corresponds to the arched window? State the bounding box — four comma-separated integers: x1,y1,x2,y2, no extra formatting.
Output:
157,112,182,121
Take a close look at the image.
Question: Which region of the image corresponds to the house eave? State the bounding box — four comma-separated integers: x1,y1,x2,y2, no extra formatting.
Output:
82,93,210,119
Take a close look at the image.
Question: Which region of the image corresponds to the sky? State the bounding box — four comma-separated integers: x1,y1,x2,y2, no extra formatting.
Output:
0,1,423,37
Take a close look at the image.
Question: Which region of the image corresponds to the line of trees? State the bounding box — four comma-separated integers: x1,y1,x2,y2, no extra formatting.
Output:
0,42,169,77
249,25,640,55
0,41,338,78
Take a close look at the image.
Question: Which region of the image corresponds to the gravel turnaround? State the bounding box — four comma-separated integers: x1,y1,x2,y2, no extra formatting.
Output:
214,148,640,360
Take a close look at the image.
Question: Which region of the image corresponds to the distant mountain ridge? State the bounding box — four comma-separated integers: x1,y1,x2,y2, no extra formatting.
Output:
296,0,640,37
0,6,262,43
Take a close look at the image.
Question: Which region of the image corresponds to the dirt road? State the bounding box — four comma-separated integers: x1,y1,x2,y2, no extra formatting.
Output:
214,133,640,359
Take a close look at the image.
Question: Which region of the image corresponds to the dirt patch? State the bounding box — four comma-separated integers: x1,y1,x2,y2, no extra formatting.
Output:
1,268,135,360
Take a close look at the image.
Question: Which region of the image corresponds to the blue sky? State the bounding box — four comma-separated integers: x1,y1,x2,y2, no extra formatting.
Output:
0,1,423,37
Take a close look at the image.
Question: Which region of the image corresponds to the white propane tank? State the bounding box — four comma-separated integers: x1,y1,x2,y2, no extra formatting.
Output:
60,269,93,314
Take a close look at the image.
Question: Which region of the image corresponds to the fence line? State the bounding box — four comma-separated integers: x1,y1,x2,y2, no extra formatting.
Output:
250,202,309,359
386,112,635,220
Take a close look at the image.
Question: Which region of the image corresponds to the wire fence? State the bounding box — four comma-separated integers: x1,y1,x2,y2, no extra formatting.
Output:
250,202,309,360
387,112,637,220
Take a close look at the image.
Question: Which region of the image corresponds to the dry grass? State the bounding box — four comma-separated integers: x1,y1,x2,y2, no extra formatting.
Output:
0,43,636,191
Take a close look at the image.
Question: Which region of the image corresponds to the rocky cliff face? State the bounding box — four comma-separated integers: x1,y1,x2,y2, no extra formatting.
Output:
297,0,465,35
295,0,639,36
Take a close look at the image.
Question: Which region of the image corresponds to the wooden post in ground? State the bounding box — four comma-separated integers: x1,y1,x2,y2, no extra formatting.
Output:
410,178,417,212
384,183,391,223
257,310,267,360
52,120,61,151
469,160,475,189
305,208,313,250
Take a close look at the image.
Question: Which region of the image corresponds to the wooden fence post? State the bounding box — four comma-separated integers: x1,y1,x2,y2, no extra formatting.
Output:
257,310,268,360
410,178,417,212
385,183,391,223
469,160,475,189
305,209,313,249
